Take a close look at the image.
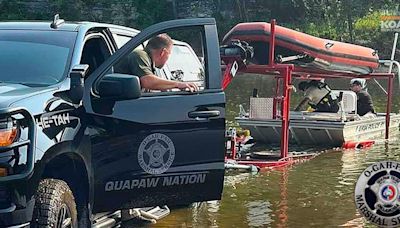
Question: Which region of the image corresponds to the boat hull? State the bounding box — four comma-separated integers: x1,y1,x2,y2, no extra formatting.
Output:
223,22,379,74
236,114,400,146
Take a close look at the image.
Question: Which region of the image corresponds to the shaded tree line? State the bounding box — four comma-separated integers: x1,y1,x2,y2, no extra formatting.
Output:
211,0,399,58
0,0,399,58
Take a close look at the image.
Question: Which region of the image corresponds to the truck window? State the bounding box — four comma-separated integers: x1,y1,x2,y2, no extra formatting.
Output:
166,44,204,84
112,34,132,48
80,35,112,77
112,33,146,50
0,30,76,86
111,27,206,94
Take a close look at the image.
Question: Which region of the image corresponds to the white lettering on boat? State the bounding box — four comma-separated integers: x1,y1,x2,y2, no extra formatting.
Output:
356,122,384,133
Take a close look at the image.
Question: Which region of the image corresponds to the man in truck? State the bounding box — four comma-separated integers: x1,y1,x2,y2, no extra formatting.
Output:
117,33,199,92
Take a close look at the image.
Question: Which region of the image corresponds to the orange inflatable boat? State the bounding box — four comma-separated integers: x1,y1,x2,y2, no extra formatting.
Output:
222,22,379,74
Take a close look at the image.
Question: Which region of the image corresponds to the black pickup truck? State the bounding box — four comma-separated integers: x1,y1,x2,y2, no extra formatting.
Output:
0,16,225,227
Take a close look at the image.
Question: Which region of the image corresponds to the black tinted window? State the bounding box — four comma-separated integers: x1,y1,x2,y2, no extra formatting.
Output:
0,30,76,86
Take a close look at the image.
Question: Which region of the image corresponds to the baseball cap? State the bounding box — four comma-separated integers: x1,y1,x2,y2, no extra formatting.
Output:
350,78,366,88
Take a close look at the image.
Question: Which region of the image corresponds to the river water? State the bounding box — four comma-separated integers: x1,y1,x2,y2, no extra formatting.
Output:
153,74,400,227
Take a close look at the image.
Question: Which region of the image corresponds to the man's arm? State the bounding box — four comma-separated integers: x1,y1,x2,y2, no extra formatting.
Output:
140,74,199,92
128,51,199,92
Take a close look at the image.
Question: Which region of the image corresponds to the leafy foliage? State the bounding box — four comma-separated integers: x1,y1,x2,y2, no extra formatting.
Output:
0,0,398,58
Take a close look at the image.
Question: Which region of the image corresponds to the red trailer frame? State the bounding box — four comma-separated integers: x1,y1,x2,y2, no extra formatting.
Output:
223,20,395,169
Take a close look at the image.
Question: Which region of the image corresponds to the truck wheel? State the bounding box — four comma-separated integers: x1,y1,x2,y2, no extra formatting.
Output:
32,179,78,228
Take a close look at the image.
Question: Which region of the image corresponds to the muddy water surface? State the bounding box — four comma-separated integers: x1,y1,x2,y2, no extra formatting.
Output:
153,142,399,227
152,75,400,227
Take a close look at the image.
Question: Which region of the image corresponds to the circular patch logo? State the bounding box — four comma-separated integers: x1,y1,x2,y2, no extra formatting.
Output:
381,185,397,202
138,133,175,175
355,161,400,227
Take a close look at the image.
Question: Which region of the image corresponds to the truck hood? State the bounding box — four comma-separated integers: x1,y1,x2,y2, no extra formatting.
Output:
0,83,55,109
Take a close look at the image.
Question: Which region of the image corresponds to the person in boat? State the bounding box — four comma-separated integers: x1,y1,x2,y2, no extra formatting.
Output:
295,80,339,113
115,33,198,92
349,78,376,117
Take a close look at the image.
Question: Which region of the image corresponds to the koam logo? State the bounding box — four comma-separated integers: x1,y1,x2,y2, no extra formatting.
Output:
380,15,400,32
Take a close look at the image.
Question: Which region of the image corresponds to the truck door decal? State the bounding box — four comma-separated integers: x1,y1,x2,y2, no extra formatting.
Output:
104,172,207,191
138,133,175,175
36,113,71,129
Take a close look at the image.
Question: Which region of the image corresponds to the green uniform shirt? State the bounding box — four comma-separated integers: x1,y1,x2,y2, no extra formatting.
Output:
116,49,155,77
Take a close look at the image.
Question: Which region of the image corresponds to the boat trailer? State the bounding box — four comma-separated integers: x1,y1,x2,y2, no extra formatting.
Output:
221,19,399,171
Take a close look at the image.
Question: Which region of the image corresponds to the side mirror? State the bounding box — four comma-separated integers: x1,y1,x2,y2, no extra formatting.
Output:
55,64,88,104
68,64,88,104
97,74,141,100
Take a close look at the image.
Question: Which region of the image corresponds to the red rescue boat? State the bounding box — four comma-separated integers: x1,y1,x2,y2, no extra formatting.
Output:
222,22,379,74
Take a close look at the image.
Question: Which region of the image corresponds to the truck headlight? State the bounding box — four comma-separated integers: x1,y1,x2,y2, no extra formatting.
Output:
0,118,19,147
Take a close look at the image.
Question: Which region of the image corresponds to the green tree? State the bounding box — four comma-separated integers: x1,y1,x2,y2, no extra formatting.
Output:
354,11,397,59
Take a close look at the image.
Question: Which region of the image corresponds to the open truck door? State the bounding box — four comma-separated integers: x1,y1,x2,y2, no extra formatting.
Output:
81,18,225,212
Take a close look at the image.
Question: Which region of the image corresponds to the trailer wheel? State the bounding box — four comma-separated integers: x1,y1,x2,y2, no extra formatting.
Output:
32,178,78,228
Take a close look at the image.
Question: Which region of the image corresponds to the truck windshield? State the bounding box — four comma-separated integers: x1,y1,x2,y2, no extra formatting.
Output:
0,30,76,86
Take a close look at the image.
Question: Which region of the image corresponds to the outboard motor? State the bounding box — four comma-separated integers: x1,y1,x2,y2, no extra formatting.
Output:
220,40,254,90
220,40,254,63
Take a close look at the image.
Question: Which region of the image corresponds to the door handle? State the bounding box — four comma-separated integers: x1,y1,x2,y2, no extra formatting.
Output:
188,110,220,119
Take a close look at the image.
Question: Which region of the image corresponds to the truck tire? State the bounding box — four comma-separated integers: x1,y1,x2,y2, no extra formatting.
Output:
32,178,78,228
